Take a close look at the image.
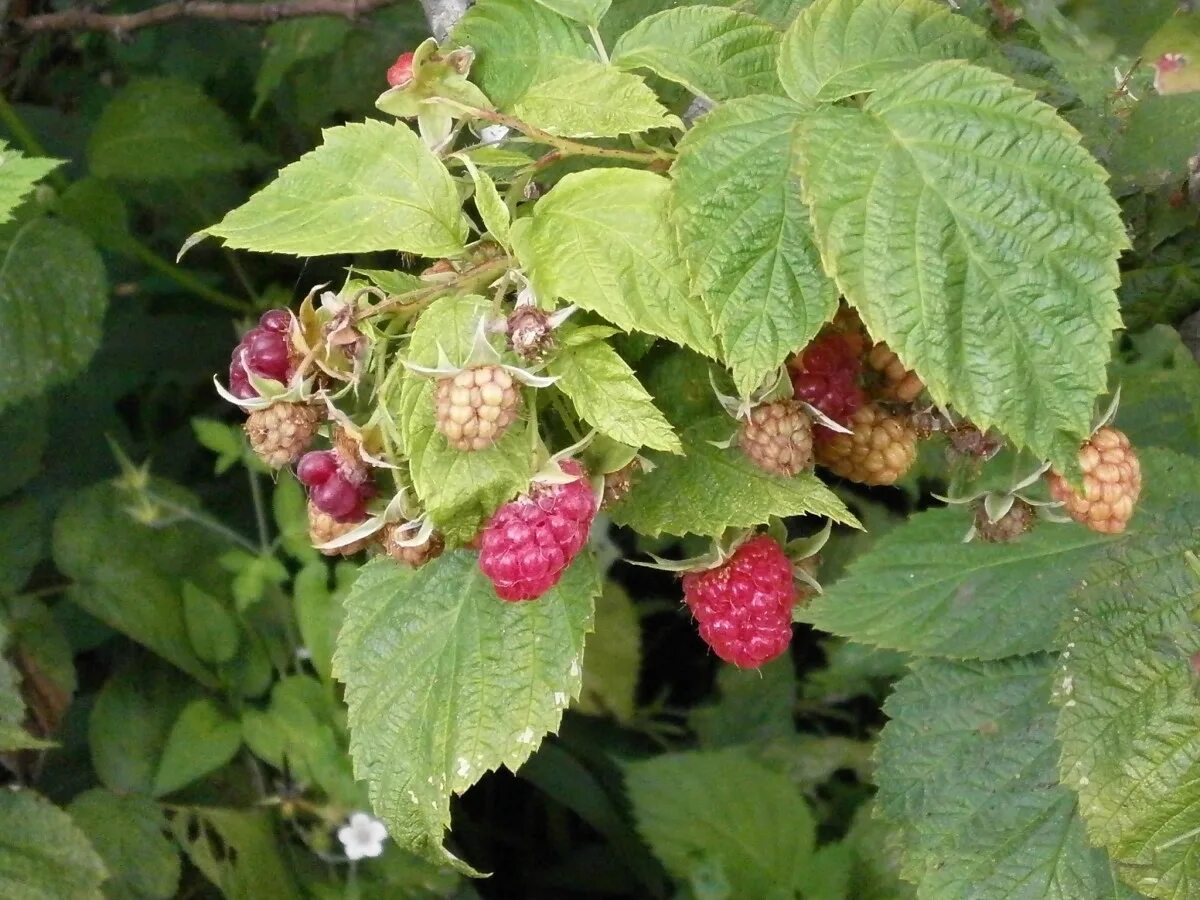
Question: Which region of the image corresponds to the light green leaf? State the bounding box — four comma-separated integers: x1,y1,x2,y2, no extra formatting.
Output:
0,142,59,225
170,808,301,900
671,95,836,393
576,582,641,722
69,790,180,900
514,168,718,357
0,217,107,412
253,18,352,116
549,339,681,453
452,0,593,109
612,6,783,101
53,481,220,686
1057,449,1200,899
878,657,1132,898
182,583,240,666
334,553,599,871
0,790,107,900
625,748,816,899
799,61,1126,473
153,698,242,796
88,78,259,181
399,295,536,544
512,59,681,137
457,155,510,249
610,416,857,537
190,417,245,475
1108,93,1200,189
204,120,468,258
778,0,992,103
532,0,611,26
734,0,813,29
802,506,1115,659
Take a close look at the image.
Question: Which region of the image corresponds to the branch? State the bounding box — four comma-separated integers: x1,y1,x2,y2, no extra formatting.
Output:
17,0,394,33
417,0,467,42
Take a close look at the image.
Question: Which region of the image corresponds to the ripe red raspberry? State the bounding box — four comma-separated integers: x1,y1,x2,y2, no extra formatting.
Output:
788,333,865,433
815,402,917,485
228,309,295,400
866,342,924,404
975,499,1036,543
738,400,814,476
435,365,520,452
308,502,369,556
506,306,555,360
682,536,796,669
380,524,444,568
479,460,596,602
244,402,320,468
296,450,371,523
1047,427,1141,534
387,51,415,88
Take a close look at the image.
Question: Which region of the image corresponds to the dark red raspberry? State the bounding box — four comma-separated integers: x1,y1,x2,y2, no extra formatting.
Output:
479,460,596,602
788,333,865,435
387,52,415,88
228,308,295,400
297,450,371,523
682,536,796,669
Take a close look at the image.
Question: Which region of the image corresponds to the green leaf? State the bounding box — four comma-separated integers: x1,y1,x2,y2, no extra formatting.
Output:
877,657,1131,898
452,0,593,109
253,18,352,116
333,553,599,871
182,583,240,666
399,295,536,544
457,155,510,249
170,808,301,900
802,506,1115,659
611,416,857,537
1110,326,1200,455
512,59,682,137
153,698,242,796
532,0,611,26
798,60,1125,472
0,399,47,498
549,339,681,453
68,790,180,900
0,495,43,596
576,582,641,722
1108,93,1200,189
1056,449,1200,899
624,748,816,899
612,7,784,102
0,790,107,900
273,472,316,562
292,561,351,682
670,95,836,393
0,141,59,225
204,120,468,258
0,620,46,752
691,657,796,749
778,0,993,103
88,78,260,181
53,481,220,686
514,168,718,357
0,217,107,412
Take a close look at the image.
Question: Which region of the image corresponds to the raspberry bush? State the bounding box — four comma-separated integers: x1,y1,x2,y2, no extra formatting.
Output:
4,0,1200,896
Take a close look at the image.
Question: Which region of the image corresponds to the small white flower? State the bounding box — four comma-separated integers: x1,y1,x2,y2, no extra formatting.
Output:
479,124,510,145
338,812,387,860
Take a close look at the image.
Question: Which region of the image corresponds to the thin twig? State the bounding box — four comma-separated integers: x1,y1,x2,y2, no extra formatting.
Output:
17,0,393,33
355,256,510,322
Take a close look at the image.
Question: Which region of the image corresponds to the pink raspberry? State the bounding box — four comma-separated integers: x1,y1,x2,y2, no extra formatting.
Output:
788,333,865,436
296,450,372,524
681,536,796,669
387,52,415,88
227,308,295,400
479,460,596,602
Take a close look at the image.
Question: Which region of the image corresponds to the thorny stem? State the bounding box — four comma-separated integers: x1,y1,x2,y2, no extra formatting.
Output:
356,255,510,322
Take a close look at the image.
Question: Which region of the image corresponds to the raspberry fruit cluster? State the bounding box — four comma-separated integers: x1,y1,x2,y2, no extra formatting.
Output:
788,333,865,433
1048,426,1141,534
738,400,814,477
434,364,520,452
478,460,596,601
297,450,373,524
682,536,797,669
229,309,294,400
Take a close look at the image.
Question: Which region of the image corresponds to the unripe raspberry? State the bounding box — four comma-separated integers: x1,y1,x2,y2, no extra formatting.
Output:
682,536,796,669
975,499,1036,543
227,308,296,400
788,333,865,433
387,51,415,88
479,460,596,602
815,403,918,485
738,400,814,476
244,402,321,468
1047,427,1141,535
866,342,924,403
296,449,372,523
435,365,520,452
506,306,555,360
308,502,369,556
380,524,444,568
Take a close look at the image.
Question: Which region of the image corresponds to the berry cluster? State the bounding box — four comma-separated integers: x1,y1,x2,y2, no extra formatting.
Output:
788,333,865,434
297,450,373,524
229,309,294,400
434,364,520,452
682,536,797,669
1048,426,1141,534
478,460,596,601
738,400,814,477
